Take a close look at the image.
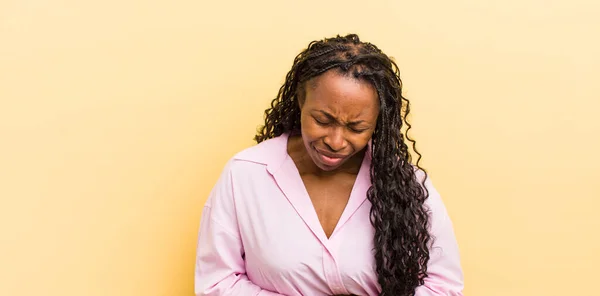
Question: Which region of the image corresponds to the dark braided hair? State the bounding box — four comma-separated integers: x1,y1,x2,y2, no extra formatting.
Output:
254,34,431,296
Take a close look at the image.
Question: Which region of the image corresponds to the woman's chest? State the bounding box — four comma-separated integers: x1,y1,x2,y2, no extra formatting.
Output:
301,173,357,239
233,180,379,295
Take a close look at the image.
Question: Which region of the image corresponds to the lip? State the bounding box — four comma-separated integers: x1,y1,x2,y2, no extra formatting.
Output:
315,148,348,167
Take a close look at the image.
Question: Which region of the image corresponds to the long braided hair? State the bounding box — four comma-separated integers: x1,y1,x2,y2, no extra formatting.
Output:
254,34,431,296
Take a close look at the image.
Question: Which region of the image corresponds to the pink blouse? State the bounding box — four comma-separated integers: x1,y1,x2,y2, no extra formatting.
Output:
195,133,463,295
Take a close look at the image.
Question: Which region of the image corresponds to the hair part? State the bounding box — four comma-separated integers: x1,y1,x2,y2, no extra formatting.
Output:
255,34,431,296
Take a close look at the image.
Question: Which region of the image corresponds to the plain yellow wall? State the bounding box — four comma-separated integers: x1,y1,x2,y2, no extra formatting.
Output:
1,0,599,295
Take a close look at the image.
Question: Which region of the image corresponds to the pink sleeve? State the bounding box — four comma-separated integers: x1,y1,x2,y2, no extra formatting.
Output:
415,177,465,296
195,161,284,296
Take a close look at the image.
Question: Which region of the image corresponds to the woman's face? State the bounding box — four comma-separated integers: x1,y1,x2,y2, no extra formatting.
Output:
299,70,380,172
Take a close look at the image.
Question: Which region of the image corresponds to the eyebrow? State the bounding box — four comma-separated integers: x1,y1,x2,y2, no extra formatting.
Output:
315,110,366,126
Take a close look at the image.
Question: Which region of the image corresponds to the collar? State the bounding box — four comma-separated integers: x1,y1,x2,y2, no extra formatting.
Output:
233,132,290,175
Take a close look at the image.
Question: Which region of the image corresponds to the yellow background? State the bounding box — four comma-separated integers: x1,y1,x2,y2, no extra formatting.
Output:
1,0,598,295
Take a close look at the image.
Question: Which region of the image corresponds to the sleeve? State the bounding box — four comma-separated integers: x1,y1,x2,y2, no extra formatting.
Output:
415,176,465,296
194,160,284,296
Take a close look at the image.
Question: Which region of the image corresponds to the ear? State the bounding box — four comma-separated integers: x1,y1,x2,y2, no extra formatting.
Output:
297,96,304,109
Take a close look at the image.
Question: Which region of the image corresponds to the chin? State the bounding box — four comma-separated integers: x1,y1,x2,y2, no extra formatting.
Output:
316,163,339,172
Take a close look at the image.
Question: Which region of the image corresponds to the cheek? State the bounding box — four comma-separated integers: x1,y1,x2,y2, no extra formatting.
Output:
300,116,324,139
351,133,373,149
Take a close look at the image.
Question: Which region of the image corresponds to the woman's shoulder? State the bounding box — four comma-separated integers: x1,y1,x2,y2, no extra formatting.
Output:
231,134,287,165
207,136,288,202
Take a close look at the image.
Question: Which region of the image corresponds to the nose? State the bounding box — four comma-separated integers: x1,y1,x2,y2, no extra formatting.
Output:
323,127,347,152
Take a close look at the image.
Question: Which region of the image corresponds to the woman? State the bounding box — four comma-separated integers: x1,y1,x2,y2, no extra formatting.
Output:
195,34,463,296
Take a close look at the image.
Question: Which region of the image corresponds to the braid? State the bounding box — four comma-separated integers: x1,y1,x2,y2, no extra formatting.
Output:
255,34,431,296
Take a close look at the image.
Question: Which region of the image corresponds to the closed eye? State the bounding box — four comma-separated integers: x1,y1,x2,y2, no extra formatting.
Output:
348,121,369,133
349,126,368,133
313,116,330,125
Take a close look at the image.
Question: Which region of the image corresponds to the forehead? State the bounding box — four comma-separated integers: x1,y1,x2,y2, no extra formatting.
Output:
304,70,379,115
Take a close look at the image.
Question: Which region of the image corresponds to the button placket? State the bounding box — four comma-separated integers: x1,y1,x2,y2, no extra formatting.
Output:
322,246,349,295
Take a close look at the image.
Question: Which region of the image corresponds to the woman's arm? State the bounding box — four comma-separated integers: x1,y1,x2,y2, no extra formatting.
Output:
415,177,464,296
195,161,284,296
